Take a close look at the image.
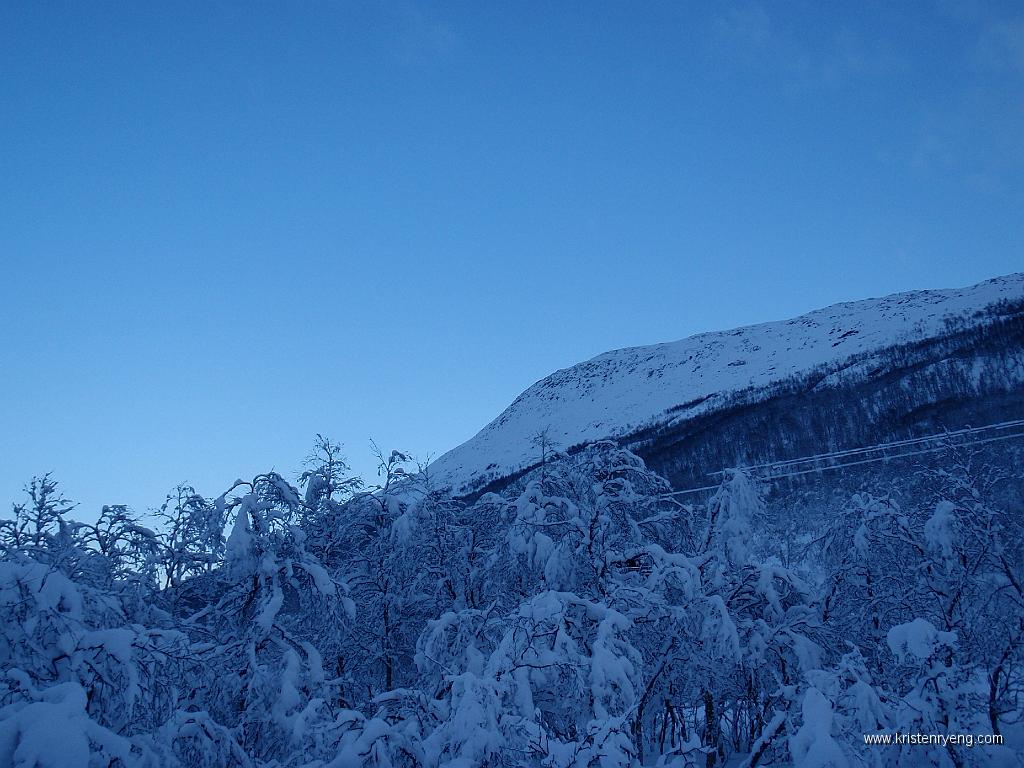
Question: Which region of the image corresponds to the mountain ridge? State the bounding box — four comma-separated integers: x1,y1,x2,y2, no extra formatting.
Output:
428,273,1024,496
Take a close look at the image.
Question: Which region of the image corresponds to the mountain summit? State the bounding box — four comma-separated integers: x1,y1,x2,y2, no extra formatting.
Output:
429,274,1024,496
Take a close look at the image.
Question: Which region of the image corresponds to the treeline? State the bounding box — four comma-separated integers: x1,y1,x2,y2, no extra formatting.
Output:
1,438,1022,766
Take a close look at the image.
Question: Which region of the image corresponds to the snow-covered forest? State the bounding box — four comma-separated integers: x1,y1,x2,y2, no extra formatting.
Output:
2,436,1021,767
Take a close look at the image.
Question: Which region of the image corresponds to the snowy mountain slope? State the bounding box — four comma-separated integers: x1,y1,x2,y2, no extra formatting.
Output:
428,274,1024,495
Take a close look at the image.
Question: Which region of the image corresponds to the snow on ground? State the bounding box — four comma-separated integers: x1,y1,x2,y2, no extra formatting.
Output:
428,274,1024,495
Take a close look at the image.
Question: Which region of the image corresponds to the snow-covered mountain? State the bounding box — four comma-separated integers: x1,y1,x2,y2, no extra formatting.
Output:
429,274,1024,496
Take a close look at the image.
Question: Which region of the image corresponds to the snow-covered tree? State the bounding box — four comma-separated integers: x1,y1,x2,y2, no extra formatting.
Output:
1,436,1021,767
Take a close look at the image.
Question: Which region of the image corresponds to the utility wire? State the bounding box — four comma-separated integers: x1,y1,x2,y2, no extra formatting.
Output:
706,418,1024,476
662,419,1024,498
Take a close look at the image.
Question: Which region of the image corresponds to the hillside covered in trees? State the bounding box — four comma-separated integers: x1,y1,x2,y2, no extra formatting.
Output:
428,274,1024,499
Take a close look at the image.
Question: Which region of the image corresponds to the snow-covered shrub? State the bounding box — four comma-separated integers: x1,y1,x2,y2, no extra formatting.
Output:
0,681,151,768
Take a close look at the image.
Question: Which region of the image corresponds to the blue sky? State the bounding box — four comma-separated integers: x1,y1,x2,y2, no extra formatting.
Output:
2,1,1022,517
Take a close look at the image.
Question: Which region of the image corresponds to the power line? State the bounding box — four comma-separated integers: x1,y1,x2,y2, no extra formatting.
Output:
706,419,1024,477
662,419,1024,499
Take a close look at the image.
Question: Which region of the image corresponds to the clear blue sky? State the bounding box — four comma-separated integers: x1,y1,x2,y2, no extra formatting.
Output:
2,1,1022,518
